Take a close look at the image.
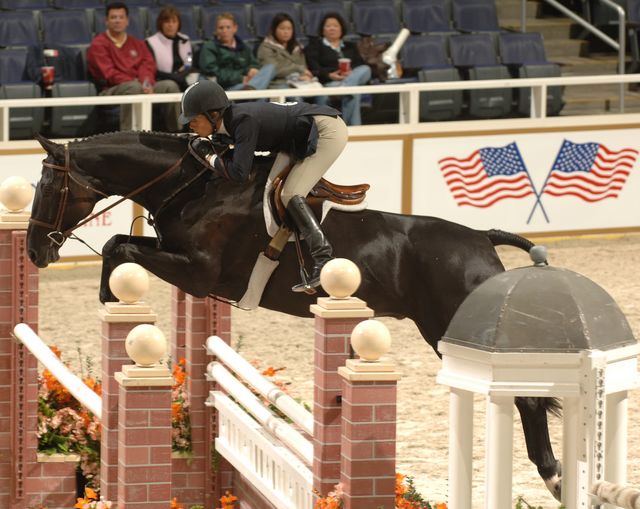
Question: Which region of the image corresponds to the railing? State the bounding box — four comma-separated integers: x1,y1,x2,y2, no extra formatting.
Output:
205,336,314,509
521,0,627,110
12,323,102,418
2,73,640,144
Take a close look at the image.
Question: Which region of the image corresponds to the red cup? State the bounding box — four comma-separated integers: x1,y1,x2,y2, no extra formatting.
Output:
338,58,351,74
41,66,55,88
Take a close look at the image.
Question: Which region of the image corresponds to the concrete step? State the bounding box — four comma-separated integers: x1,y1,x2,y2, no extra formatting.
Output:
501,17,574,39
554,54,623,75
544,38,588,58
495,0,540,19
560,85,640,114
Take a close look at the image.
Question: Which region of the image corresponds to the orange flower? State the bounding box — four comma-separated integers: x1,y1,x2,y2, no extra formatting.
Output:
170,497,184,509
216,490,238,509
262,366,285,377
74,486,99,508
435,504,448,509
171,401,183,421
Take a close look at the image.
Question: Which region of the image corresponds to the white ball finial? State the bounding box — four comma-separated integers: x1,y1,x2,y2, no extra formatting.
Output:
350,319,391,362
319,258,361,299
0,176,33,212
109,263,150,304
125,324,166,367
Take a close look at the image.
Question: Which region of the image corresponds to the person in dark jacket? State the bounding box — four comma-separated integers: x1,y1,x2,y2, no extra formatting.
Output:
198,12,275,90
305,12,371,125
179,80,347,292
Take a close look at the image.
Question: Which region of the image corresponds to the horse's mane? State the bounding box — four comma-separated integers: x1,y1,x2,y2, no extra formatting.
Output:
69,130,189,147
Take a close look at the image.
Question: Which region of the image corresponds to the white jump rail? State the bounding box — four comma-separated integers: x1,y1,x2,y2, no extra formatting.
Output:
205,335,313,436
12,323,102,419
206,360,313,466
210,390,313,509
592,481,640,508
2,73,640,142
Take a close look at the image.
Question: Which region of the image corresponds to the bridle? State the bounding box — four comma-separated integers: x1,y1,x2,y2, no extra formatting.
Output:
29,142,188,248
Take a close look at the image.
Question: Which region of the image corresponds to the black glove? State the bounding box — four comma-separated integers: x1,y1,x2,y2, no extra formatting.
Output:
190,137,215,162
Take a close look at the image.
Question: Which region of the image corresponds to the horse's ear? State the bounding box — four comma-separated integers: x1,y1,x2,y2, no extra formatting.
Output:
35,133,63,157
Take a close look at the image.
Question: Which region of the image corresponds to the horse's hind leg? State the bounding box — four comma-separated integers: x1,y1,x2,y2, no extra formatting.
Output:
515,396,562,501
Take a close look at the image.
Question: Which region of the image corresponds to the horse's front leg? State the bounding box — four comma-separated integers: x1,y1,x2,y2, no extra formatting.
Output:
515,396,562,501
100,234,214,302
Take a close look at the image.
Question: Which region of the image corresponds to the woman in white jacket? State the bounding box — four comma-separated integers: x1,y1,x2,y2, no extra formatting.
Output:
146,5,193,91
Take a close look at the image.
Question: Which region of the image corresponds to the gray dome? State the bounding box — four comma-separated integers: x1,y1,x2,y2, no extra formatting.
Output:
442,264,636,353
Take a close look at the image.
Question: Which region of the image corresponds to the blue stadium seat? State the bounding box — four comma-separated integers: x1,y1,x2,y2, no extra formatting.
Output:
147,6,200,41
42,9,93,46
498,32,564,116
0,11,40,47
0,47,29,83
452,0,500,32
50,81,97,138
0,83,44,139
51,0,103,8
449,33,512,118
253,3,302,39
352,0,401,36
403,0,452,34
301,0,347,37
400,35,463,121
201,5,253,41
0,0,49,9
94,6,147,39
125,0,156,5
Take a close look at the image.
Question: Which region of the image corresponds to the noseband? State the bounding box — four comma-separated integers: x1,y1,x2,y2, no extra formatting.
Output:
30,143,187,247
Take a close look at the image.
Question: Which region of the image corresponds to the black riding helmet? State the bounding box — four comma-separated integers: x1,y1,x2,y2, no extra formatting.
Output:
178,80,230,126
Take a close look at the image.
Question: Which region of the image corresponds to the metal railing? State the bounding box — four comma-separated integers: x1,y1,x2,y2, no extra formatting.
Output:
521,0,627,110
2,73,640,144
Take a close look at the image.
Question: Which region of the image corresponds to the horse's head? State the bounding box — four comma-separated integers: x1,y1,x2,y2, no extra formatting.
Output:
27,134,100,267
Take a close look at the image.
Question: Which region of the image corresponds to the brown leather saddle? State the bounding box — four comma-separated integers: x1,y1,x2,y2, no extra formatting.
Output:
268,165,370,226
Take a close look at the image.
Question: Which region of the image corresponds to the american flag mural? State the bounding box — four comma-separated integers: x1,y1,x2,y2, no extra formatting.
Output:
541,140,638,202
438,142,535,208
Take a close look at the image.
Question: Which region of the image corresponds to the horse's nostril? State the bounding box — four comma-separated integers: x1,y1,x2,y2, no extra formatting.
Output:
28,249,38,264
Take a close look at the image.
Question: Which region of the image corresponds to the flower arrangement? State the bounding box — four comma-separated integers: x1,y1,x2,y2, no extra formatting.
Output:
171,357,192,454
217,490,238,509
314,474,448,509
37,346,102,488
74,487,112,508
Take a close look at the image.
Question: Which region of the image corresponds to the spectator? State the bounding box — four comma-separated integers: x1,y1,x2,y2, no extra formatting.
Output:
305,12,371,126
87,1,181,131
257,13,314,89
198,13,276,91
146,5,194,92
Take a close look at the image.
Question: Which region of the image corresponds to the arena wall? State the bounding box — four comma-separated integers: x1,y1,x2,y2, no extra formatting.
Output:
1,113,639,260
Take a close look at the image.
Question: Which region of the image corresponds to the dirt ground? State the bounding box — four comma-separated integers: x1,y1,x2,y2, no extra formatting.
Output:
37,234,640,508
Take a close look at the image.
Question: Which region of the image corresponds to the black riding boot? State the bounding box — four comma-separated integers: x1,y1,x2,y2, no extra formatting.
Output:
287,195,334,292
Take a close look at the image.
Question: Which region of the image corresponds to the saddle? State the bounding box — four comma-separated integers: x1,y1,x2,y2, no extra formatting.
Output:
268,165,370,226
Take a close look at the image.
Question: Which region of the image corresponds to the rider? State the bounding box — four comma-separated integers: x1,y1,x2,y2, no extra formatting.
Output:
179,80,347,292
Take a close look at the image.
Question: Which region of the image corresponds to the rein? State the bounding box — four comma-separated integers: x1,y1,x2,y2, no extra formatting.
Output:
30,143,188,246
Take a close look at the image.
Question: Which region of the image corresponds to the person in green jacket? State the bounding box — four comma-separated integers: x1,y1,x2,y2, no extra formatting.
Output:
199,13,276,90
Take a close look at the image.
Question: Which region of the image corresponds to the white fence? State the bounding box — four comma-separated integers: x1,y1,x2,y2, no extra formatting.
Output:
2,73,640,143
205,336,314,509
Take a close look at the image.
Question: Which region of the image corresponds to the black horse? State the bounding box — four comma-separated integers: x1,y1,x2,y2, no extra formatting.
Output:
27,131,561,499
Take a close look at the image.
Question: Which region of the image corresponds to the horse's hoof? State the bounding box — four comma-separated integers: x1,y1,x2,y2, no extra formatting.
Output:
544,461,562,501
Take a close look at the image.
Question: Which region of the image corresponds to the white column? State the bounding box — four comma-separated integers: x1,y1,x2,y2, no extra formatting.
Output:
485,395,514,509
604,391,628,509
448,388,474,509
561,396,581,509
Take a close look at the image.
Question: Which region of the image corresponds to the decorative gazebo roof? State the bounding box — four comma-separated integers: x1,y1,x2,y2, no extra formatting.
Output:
442,248,636,353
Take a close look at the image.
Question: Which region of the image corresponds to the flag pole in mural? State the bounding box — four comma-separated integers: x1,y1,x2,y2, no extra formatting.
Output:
527,140,638,223
438,142,548,220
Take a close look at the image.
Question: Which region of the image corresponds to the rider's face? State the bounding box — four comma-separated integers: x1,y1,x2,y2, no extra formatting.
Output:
189,114,214,137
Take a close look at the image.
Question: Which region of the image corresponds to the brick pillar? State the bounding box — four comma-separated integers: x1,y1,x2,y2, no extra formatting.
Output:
338,356,401,509
0,214,39,509
309,297,373,498
170,287,185,362
116,363,173,509
99,303,156,503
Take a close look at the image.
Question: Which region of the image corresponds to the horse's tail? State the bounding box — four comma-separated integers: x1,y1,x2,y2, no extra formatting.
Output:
486,228,534,253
